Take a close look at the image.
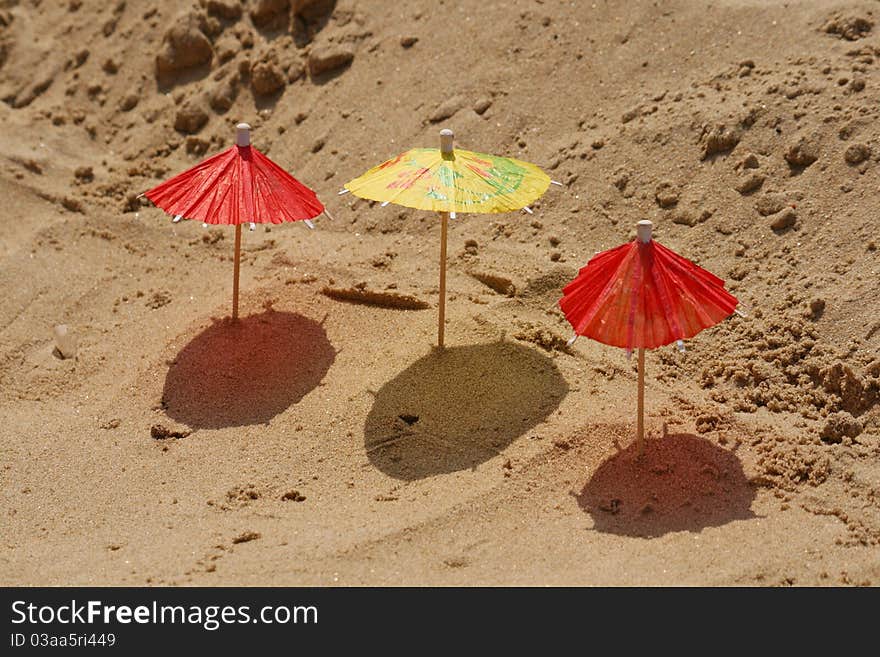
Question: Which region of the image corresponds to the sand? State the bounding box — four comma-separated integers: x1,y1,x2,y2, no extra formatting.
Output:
0,0,878,586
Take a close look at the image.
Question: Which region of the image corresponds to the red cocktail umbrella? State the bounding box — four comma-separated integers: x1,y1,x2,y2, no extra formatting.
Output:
142,123,328,318
560,220,739,453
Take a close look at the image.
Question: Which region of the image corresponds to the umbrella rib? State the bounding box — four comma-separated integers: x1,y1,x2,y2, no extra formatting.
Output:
192,152,238,223
251,158,271,223
256,165,293,223
379,153,444,210
240,147,255,223
648,247,684,343
560,235,737,350
251,149,324,221
172,149,237,222
206,177,233,224
455,151,548,212
197,158,236,223
145,136,326,232
345,149,424,201
625,244,645,349
656,246,723,333
568,243,636,344
345,148,549,214
145,148,229,211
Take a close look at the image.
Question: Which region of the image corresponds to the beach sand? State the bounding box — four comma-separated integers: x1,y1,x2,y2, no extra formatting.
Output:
0,0,878,586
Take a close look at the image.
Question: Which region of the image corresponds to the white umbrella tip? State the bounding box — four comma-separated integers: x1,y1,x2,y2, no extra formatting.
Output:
637,220,653,243
236,123,251,147
439,128,454,154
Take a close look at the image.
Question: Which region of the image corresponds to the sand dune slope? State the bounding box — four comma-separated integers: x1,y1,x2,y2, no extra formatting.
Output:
0,0,878,586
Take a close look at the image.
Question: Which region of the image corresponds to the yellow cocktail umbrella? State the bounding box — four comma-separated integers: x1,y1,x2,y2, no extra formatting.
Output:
341,129,554,346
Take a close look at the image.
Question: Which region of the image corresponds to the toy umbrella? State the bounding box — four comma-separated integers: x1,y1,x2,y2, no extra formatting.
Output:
559,220,739,454
142,123,328,319
341,128,554,346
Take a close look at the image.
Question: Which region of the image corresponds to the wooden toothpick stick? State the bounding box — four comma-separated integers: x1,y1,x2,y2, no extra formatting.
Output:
437,129,454,348
233,223,242,320
637,347,645,456
438,211,448,347
635,219,653,456
231,123,251,321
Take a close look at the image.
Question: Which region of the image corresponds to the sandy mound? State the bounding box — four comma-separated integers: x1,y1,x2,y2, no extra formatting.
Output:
0,0,877,586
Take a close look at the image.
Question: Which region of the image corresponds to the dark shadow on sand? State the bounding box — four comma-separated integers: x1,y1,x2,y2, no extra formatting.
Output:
162,310,335,429
576,433,757,538
364,341,569,480
292,0,338,47
156,64,212,94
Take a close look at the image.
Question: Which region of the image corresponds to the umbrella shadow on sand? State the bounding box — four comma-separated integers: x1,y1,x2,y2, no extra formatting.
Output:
576,433,757,538
364,341,569,480
162,309,335,429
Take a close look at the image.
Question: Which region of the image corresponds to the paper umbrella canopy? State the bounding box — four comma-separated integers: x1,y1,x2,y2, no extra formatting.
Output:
342,129,555,346
343,129,552,215
560,221,739,350
143,123,327,318
559,220,739,452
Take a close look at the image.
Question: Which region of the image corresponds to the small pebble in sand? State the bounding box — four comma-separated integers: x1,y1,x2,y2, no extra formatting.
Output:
150,424,191,440
769,208,797,232
739,153,760,169
671,208,712,227
820,411,862,444
734,173,765,195
654,181,680,208
251,60,285,96
429,95,464,123
823,14,873,41
844,143,871,165
74,165,94,182
700,124,740,159
281,490,306,502
307,44,355,77
755,193,789,216
784,140,819,168
174,103,208,134
232,531,261,544
209,76,238,113
61,196,84,213
186,136,210,155
155,14,213,76
207,0,243,20
473,98,492,115
250,0,289,27
119,93,139,112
